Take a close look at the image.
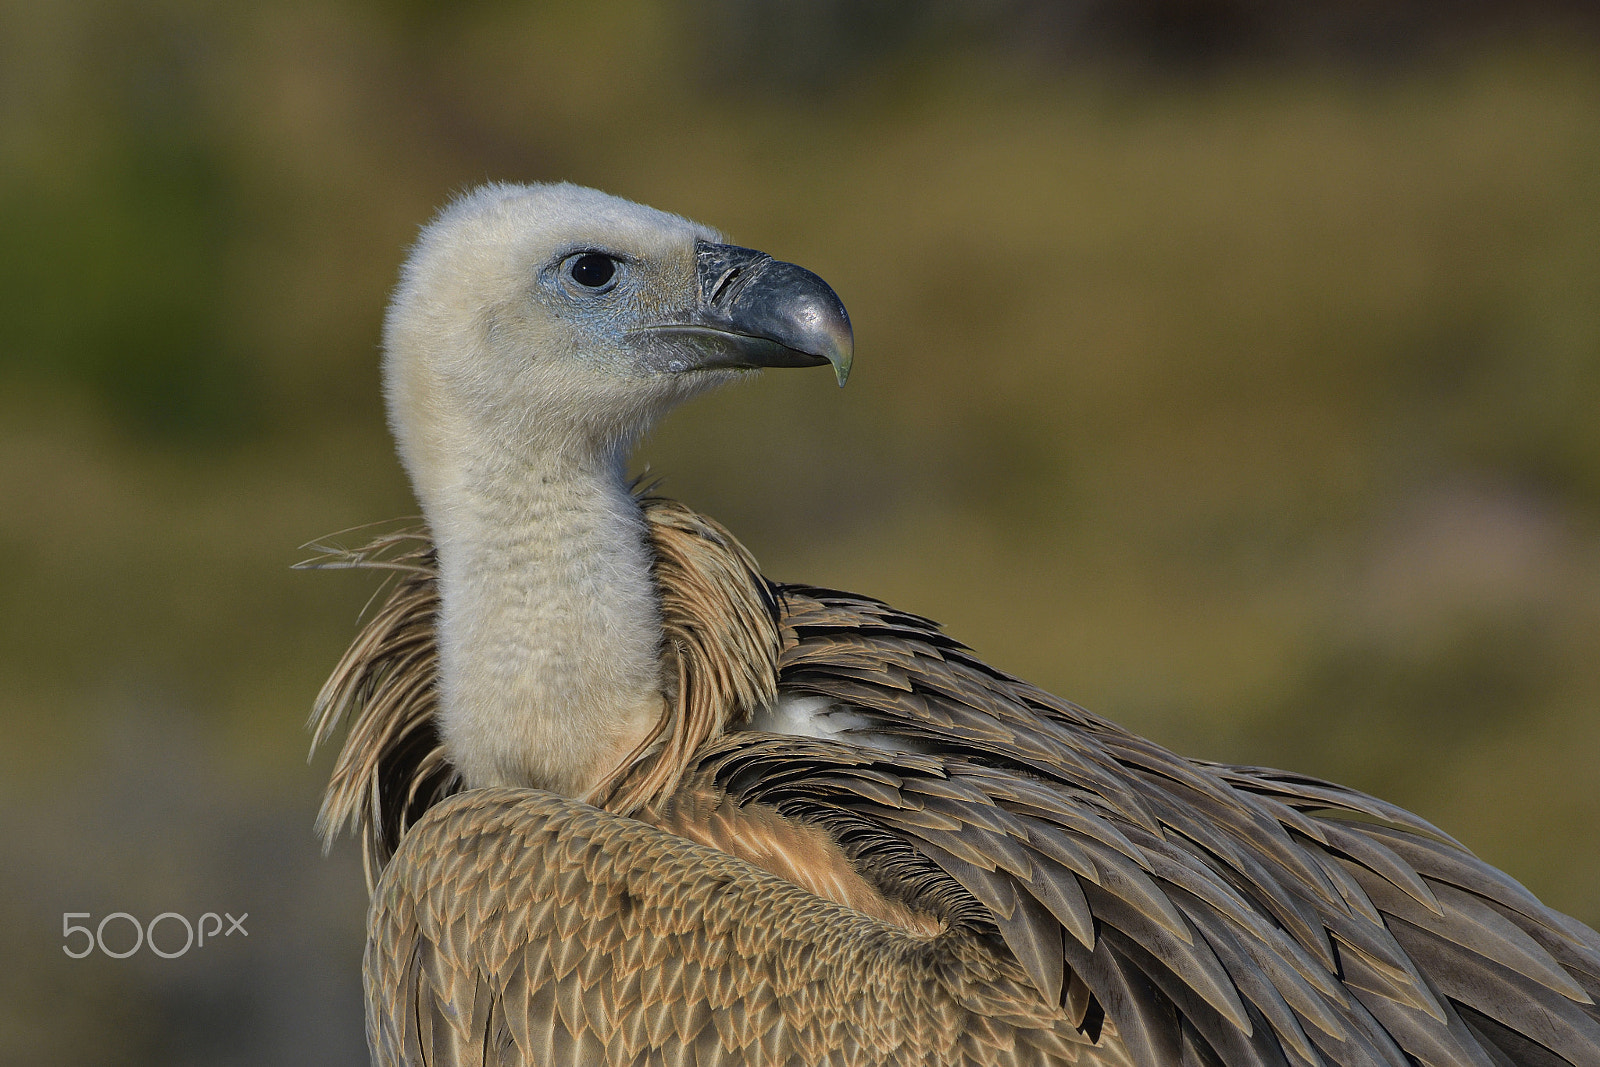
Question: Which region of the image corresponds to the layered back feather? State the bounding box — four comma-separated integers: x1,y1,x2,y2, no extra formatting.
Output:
311,498,1600,1067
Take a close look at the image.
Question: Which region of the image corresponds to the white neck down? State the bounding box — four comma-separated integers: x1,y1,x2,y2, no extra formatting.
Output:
432,443,666,796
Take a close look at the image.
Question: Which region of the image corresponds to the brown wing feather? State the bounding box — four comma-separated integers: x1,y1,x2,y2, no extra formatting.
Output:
753,583,1600,1067
310,502,1600,1067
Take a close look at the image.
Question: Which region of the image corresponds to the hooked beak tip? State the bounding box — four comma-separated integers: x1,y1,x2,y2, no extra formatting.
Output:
828,343,852,387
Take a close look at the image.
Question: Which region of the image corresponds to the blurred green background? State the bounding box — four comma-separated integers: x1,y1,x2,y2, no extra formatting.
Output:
3,1,1599,1062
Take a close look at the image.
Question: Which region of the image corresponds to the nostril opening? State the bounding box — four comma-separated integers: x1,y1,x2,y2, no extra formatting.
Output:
710,267,743,305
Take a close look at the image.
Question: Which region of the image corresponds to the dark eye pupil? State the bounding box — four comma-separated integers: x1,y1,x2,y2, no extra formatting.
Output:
570,254,615,288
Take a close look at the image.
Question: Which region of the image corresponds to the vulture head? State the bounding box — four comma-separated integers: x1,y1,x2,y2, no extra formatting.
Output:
384,182,851,513
379,182,852,797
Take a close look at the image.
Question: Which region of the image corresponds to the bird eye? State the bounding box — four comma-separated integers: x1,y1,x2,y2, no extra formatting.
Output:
568,253,617,289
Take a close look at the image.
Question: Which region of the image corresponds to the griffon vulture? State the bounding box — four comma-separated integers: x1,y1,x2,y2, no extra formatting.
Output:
307,182,1600,1067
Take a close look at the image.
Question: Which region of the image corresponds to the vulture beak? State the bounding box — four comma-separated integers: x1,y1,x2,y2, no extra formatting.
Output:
638,241,854,386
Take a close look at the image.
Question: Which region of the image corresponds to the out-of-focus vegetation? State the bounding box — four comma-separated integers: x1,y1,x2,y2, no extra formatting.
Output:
2,1,1598,1062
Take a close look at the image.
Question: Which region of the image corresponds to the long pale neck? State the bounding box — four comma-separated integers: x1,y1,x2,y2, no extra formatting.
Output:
429,439,666,796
